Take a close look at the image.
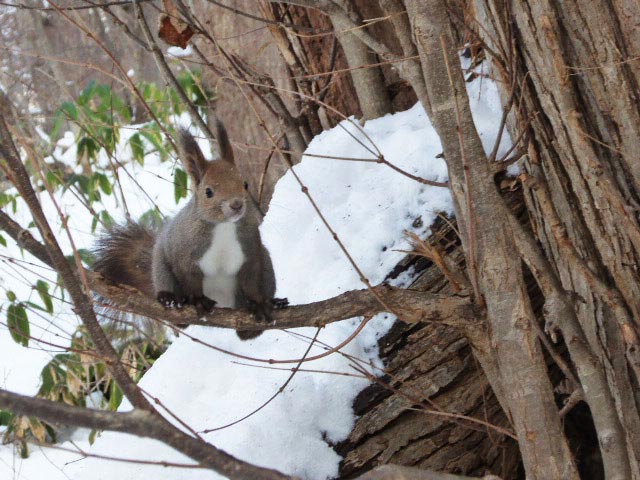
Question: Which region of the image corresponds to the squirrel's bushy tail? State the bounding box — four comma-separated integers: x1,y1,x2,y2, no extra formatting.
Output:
93,222,156,296
93,222,162,343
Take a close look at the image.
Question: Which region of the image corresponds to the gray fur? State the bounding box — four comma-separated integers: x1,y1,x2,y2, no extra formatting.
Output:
153,200,275,303
152,127,276,340
94,125,277,341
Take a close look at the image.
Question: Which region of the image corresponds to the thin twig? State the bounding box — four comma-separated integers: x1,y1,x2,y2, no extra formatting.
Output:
200,328,322,433
439,34,482,306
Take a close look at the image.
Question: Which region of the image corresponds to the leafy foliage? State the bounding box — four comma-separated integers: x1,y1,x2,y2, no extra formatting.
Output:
46,69,214,233
1,71,212,449
2,326,166,446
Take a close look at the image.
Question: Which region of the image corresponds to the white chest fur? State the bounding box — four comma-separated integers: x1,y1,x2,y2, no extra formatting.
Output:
198,222,245,308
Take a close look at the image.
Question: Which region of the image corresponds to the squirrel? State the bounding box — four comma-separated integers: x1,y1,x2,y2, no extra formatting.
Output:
93,121,286,340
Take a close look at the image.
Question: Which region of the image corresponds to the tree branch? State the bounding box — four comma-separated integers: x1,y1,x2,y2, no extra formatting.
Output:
0,107,153,412
0,208,473,333
511,175,632,480
404,2,580,478
323,0,391,119
276,0,432,116
94,281,474,332
132,0,216,145
0,389,290,480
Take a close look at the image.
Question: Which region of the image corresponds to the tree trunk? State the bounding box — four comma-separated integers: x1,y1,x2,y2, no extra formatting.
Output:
339,204,522,479
473,1,640,477
339,1,640,478
327,0,392,120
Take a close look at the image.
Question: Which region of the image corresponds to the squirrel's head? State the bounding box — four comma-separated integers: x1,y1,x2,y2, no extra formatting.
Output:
178,122,247,224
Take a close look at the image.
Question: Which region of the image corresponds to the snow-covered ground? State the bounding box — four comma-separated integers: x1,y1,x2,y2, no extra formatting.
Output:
0,58,510,479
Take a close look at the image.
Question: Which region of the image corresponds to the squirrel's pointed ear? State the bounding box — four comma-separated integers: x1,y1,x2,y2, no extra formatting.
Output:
177,129,207,186
214,120,235,164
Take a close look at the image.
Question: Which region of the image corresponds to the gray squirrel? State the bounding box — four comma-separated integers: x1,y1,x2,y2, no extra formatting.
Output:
94,122,286,340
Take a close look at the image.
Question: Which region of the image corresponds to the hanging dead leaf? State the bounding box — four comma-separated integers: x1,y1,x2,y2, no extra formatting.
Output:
158,15,194,49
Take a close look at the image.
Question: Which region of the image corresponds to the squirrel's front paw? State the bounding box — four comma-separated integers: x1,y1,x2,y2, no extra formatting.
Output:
272,297,289,309
157,291,185,309
191,295,217,316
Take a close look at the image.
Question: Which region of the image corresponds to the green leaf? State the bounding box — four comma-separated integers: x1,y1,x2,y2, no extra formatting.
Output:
169,88,181,115
0,410,13,426
77,137,99,162
110,94,132,123
140,128,164,153
19,440,28,459
174,168,188,204
140,83,153,103
109,382,123,410
89,429,98,445
0,234,5,247
0,192,14,209
77,80,97,106
49,110,66,140
39,365,55,394
25,301,47,313
138,208,163,230
46,171,61,189
129,133,145,165
95,84,111,107
101,126,118,154
36,280,54,314
45,424,57,443
101,210,114,229
96,173,112,195
76,248,96,267
7,304,29,347
60,101,79,121
6,291,16,302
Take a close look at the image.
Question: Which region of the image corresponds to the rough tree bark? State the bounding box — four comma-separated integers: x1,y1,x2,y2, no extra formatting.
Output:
338,207,521,479
325,0,392,119
472,1,640,477
321,0,640,478
405,2,580,478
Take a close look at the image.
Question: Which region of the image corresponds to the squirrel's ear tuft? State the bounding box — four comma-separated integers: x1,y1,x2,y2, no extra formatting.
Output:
177,129,207,186
215,119,235,164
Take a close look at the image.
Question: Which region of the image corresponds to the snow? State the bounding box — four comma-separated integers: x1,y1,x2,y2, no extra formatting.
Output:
0,57,510,479
167,45,193,58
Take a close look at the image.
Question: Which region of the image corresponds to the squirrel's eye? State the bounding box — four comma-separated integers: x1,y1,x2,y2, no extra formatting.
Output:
243,181,249,190
205,187,214,198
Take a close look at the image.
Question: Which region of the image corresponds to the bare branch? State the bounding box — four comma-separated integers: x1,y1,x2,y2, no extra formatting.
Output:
405,1,580,477
0,389,291,480
0,208,473,333
324,0,391,119
511,175,633,480
94,279,473,332
0,0,152,11
132,0,216,145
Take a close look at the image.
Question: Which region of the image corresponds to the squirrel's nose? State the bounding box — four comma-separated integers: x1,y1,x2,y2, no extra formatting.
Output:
230,199,243,211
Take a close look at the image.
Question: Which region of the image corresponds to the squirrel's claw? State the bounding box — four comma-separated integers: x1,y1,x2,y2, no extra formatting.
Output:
157,291,186,309
272,297,289,309
191,295,217,316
